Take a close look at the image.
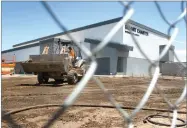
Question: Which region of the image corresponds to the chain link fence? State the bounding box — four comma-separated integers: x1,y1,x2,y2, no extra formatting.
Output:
2,1,187,128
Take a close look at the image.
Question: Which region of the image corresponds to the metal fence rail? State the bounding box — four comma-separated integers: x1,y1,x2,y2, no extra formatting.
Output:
2,1,187,128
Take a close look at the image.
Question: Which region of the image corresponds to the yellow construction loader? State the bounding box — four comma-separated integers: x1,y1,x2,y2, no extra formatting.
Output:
21,40,88,85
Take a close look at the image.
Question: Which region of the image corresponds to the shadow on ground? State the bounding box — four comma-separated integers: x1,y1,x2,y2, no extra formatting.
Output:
16,81,69,87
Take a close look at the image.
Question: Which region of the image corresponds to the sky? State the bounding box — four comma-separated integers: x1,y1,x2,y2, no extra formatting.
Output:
2,1,186,62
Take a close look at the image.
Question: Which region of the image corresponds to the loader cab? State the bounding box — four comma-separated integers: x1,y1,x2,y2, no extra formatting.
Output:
57,39,82,60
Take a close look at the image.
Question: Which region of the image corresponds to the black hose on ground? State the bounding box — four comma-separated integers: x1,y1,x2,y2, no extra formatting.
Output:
2,104,187,118
143,114,187,127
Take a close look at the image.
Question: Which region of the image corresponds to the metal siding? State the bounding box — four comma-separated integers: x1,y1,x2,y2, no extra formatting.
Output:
90,44,117,58
2,46,40,62
85,22,123,43
123,24,169,60
169,50,174,62
95,58,110,75
80,42,90,59
84,38,133,51
123,58,127,74
56,22,122,45
126,57,155,76
117,57,124,72
159,45,175,62
90,43,118,75
161,62,186,76
159,46,167,62
116,57,127,75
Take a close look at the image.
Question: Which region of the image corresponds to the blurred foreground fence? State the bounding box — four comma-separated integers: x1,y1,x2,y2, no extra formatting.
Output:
2,1,187,128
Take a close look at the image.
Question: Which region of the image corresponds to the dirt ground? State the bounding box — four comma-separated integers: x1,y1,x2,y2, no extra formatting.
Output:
2,75,187,128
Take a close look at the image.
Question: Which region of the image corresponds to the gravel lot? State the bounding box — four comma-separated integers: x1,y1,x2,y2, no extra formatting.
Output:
2,75,187,128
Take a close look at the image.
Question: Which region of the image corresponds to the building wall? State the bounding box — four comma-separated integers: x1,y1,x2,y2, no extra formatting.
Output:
123,24,168,60
159,45,174,62
90,43,118,74
115,57,155,76
91,44,131,75
55,22,123,45
2,21,168,61
13,41,39,48
2,46,40,62
55,21,169,74
80,42,91,59
55,22,123,69
126,57,155,76
2,21,170,76
161,62,187,76
85,22,123,43
95,57,110,75
115,49,129,75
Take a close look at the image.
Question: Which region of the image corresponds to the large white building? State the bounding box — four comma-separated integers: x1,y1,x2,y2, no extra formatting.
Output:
2,17,174,75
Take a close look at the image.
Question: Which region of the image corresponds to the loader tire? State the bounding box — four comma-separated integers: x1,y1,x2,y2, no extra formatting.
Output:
67,70,78,85
44,77,49,83
37,73,44,84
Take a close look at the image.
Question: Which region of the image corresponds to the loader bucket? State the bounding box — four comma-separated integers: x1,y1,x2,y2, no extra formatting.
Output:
21,54,69,73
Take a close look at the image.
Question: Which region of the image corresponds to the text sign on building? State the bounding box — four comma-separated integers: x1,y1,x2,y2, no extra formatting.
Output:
125,25,149,36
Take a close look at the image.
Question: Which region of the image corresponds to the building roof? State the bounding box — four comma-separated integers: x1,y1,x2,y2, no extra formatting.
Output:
2,17,169,53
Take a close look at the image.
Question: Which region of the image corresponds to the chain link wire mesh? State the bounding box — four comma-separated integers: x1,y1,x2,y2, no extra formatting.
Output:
2,1,187,128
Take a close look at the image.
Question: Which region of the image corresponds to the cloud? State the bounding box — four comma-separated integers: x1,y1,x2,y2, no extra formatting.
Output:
174,49,186,62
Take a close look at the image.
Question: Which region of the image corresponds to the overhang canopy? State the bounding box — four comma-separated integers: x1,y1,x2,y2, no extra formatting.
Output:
84,38,133,51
